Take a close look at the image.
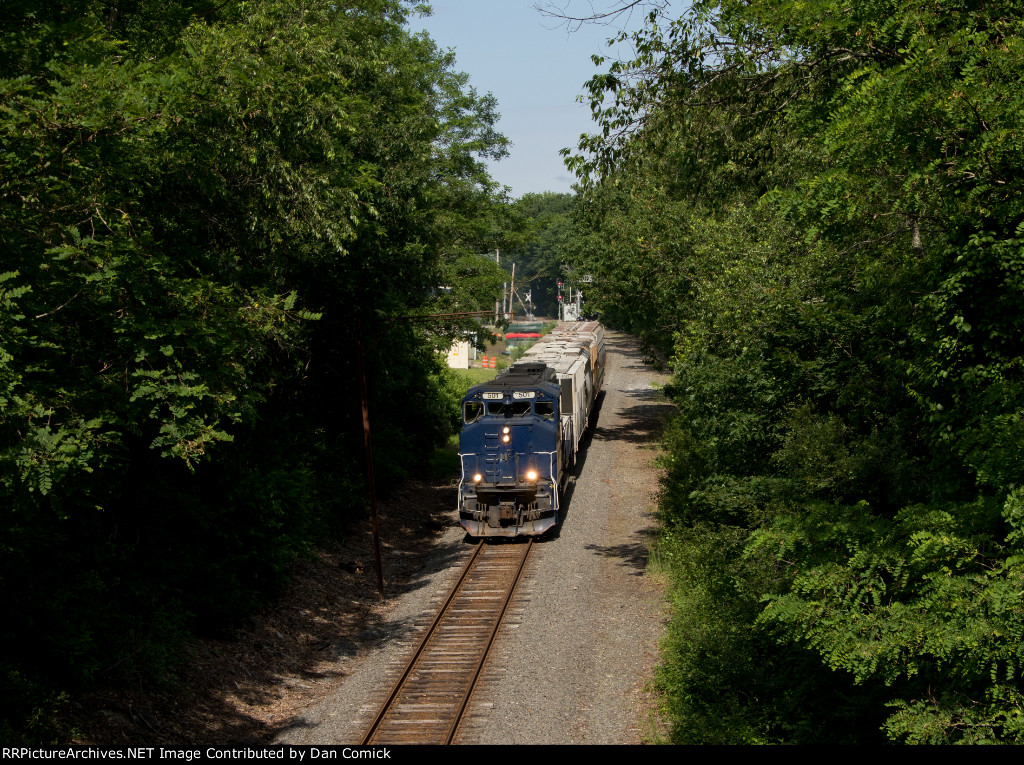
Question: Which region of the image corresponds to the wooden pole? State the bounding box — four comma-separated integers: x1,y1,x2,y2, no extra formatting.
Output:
357,318,385,598
356,310,493,599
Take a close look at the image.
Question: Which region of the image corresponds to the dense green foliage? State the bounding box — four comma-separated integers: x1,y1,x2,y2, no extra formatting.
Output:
0,0,512,741
504,192,574,316
571,0,1024,743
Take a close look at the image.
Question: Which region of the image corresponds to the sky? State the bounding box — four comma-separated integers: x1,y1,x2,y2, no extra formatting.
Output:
412,1,658,199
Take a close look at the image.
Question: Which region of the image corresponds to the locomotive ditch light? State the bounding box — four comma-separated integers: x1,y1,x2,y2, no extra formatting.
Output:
473,473,483,483
526,470,538,481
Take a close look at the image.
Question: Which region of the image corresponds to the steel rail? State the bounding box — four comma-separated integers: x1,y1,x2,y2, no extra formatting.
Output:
359,539,485,745
359,539,533,745
443,538,533,744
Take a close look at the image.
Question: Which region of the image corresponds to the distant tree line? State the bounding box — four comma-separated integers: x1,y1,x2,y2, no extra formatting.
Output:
0,0,513,741
504,192,574,318
571,0,1024,743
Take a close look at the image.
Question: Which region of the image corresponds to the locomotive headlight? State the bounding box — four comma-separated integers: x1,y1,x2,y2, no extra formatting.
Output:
526,469,538,481
473,473,483,483
502,426,510,434
502,434,511,443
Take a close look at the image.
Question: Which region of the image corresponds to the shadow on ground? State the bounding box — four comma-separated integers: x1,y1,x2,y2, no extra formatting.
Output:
584,531,657,576
78,480,467,746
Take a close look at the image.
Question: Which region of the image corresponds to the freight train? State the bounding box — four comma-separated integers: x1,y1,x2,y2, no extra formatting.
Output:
457,321,606,537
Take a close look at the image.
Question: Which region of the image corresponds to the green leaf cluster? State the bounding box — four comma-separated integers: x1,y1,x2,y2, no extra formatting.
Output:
504,192,575,316
0,0,514,740
572,0,1024,743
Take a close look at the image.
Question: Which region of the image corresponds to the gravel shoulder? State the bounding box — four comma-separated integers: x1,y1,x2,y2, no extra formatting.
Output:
453,330,673,744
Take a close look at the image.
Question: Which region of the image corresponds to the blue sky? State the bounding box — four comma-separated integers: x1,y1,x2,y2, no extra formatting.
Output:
412,2,657,198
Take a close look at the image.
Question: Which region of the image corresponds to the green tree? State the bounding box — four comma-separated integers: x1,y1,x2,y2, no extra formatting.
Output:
0,0,512,741
504,192,574,317
570,0,1024,743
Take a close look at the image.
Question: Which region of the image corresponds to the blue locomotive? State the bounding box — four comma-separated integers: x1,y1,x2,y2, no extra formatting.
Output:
457,322,606,537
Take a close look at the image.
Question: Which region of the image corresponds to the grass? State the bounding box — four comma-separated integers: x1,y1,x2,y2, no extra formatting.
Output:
424,434,461,482
451,366,498,389
423,368,498,483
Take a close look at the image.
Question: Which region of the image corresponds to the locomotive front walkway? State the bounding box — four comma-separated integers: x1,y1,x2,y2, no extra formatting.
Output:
277,330,672,745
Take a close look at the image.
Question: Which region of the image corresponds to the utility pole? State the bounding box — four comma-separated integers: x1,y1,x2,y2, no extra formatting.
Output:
493,249,500,324
509,262,515,321
358,310,494,598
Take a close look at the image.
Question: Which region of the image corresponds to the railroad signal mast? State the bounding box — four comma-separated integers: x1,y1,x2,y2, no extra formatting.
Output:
520,288,534,321
557,277,586,322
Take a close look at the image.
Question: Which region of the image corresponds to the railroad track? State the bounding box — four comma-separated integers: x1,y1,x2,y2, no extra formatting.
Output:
360,539,534,745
